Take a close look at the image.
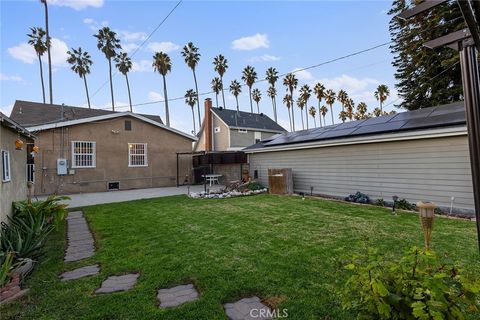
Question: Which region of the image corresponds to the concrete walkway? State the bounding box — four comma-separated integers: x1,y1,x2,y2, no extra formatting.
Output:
37,185,224,208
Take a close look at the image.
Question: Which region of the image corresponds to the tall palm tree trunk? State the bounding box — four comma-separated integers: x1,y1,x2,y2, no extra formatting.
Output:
256,102,259,114
83,75,91,109
318,100,322,128
191,108,196,134
313,117,317,128
125,74,132,112
273,96,278,123
37,54,46,103
300,108,305,130
305,107,309,129
287,109,292,132
220,76,226,108
323,115,326,127
162,75,170,127
380,101,383,112
108,58,115,111
248,87,253,113
290,90,295,131
192,69,201,128
235,97,239,113
43,0,53,104
215,93,219,108
330,105,334,125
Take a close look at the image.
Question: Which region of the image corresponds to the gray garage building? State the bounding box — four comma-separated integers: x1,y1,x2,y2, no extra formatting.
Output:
244,102,474,215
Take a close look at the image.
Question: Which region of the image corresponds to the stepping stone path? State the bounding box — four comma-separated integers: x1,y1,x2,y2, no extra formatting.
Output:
224,297,272,320
157,284,199,308
60,264,100,281
65,211,95,262
95,274,139,294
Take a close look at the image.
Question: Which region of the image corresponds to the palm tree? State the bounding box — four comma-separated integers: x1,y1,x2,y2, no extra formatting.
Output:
241,65,257,113
373,107,382,117
40,0,52,104
309,106,317,127
94,27,121,111
152,52,172,126
66,47,93,108
27,27,47,103
320,105,328,127
314,82,325,127
114,52,133,112
324,89,336,125
337,89,349,123
299,84,312,129
357,102,368,119
213,54,228,108
211,77,222,108
267,86,277,120
252,88,262,113
229,80,242,112
339,111,348,122
374,84,390,112
265,67,279,122
296,98,306,130
283,93,293,131
345,98,354,121
185,89,197,134
283,73,298,131
181,42,201,128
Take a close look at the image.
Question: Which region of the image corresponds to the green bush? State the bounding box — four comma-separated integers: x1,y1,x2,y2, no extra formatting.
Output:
396,198,415,211
0,251,14,287
374,198,386,207
245,181,265,191
13,195,69,228
341,247,480,319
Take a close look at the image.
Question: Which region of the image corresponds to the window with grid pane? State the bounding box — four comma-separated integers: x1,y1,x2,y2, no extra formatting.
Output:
72,141,96,168
128,143,147,167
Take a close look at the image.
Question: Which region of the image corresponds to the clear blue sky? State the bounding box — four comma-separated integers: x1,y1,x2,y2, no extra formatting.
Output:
1,0,398,134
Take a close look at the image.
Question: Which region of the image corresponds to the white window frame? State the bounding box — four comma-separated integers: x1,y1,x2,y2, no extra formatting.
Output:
214,126,221,133
2,150,11,182
128,143,148,167
238,129,248,133
71,141,96,168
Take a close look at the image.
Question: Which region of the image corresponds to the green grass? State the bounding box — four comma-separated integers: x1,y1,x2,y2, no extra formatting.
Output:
2,194,479,319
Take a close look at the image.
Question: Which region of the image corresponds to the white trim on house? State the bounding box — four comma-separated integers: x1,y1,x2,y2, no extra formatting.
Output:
25,112,197,141
71,141,96,168
1,149,11,182
128,143,148,167
244,126,468,153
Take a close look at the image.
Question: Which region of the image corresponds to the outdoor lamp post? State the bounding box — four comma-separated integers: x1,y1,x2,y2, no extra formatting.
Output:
392,195,399,215
417,201,437,250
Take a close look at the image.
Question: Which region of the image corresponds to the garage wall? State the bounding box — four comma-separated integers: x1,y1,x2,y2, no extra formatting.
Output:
248,135,474,213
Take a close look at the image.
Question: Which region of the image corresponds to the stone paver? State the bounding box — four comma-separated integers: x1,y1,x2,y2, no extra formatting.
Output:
157,284,199,308
224,297,272,320
95,274,139,293
60,264,100,281
64,211,95,262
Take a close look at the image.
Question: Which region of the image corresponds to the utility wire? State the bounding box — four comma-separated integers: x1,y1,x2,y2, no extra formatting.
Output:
90,0,183,99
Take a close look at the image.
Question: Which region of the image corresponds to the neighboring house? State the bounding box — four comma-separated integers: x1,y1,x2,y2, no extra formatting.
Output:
1,112,34,222
194,99,286,152
245,102,475,214
10,100,196,195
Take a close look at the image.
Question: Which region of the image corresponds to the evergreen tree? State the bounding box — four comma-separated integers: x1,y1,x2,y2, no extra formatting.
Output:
388,0,464,110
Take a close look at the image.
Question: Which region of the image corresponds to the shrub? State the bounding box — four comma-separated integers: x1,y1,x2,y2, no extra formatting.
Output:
245,181,265,191
395,198,415,211
374,198,386,207
13,195,69,228
0,252,14,287
345,191,370,204
341,247,480,319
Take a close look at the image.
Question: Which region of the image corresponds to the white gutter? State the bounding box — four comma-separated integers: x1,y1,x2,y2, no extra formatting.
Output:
244,126,467,153
26,112,197,141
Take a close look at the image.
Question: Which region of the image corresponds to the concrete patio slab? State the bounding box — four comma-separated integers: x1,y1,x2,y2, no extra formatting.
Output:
95,274,139,293
37,185,225,208
60,264,100,281
157,283,199,308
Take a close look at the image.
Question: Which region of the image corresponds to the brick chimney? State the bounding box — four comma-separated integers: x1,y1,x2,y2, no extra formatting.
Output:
204,98,213,151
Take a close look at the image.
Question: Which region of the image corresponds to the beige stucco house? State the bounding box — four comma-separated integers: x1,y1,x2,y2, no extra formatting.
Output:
1,112,34,222
245,102,475,215
11,100,196,195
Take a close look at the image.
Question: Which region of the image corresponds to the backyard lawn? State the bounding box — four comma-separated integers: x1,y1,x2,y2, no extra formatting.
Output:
1,194,479,319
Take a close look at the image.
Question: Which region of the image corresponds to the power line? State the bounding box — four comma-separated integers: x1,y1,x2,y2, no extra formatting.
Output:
107,41,394,110
90,0,183,99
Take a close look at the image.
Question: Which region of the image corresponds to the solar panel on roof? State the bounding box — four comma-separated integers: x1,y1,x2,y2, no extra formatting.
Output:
352,120,406,135
389,107,434,121
359,115,393,126
400,111,465,130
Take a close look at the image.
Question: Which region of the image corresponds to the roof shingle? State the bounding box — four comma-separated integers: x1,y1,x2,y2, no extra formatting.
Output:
211,107,286,132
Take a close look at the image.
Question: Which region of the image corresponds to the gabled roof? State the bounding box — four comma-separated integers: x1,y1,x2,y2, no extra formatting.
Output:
10,100,163,127
0,112,35,139
211,107,286,133
244,101,466,152
23,112,196,141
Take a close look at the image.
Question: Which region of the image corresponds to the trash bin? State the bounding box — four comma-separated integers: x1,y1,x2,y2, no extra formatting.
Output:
268,168,293,194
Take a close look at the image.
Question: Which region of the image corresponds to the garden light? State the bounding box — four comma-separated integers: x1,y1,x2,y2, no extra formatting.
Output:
417,201,437,250
392,195,399,215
